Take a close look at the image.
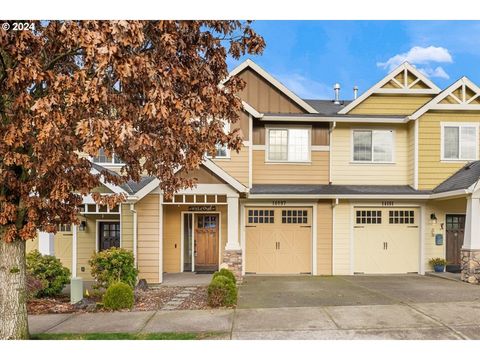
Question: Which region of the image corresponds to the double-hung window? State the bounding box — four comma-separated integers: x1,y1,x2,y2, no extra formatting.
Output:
267,127,310,162
353,129,394,163
92,148,124,165
214,122,230,158
442,123,478,161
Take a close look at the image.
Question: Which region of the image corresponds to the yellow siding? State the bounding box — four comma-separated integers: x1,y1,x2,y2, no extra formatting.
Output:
424,198,466,271
213,147,249,186
253,150,329,184
349,95,433,115
25,237,39,254
333,201,351,275
418,112,480,190
317,201,332,275
54,232,73,271
407,121,415,186
163,205,227,273
121,204,133,252
331,123,409,185
136,194,160,283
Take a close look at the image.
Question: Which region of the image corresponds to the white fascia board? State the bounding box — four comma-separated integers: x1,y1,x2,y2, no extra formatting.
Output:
247,193,431,200
429,189,469,199
261,115,408,124
202,158,247,193
227,59,318,114
242,101,263,118
339,62,440,115
90,167,128,195
131,179,160,202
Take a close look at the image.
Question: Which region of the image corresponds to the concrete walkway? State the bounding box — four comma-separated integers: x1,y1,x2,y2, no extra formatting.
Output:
28,300,480,339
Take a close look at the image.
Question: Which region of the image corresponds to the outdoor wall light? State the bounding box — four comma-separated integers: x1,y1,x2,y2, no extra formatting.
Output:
430,213,438,224
79,220,87,231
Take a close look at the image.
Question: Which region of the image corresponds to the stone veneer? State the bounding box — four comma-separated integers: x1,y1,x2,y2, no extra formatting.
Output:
222,250,242,282
461,249,480,284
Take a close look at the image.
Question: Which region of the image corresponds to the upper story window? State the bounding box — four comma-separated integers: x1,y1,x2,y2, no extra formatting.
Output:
353,129,394,163
442,123,478,161
267,127,310,162
92,148,124,165
214,122,230,159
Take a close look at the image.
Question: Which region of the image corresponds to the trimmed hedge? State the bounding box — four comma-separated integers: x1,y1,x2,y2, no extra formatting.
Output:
207,275,237,307
103,282,134,310
212,268,236,284
89,248,138,289
26,250,71,298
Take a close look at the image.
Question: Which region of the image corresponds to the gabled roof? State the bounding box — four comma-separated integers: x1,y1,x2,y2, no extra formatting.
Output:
338,62,441,115
409,77,480,120
242,101,263,118
432,161,480,194
304,99,352,116
227,59,319,114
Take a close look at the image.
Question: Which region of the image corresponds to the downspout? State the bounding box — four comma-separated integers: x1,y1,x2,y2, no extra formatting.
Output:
130,203,138,268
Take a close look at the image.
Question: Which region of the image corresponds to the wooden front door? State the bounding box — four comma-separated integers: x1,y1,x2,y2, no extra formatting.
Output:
99,222,121,251
194,214,218,270
446,215,465,272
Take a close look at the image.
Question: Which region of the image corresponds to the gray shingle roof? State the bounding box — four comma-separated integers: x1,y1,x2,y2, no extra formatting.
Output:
433,161,480,194
91,163,157,195
250,184,431,196
303,99,352,116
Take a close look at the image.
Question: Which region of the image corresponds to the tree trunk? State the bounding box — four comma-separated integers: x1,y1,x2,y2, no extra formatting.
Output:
0,232,29,340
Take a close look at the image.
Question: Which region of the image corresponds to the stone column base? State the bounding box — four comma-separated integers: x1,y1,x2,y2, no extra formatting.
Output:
222,250,242,283
461,249,480,284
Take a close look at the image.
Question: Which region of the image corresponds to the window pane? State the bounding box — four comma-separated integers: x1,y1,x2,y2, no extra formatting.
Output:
288,129,309,162
460,126,476,159
373,130,393,162
444,126,459,159
215,143,228,157
268,129,288,161
353,131,372,161
93,148,111,163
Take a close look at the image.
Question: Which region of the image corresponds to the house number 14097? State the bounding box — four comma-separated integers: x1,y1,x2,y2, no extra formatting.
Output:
273,200,287,206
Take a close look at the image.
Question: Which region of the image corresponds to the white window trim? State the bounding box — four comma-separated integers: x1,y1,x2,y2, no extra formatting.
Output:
265,125,312,164
206,121,231,160
90,151,125,167
440,122,479,162
351,128,396,164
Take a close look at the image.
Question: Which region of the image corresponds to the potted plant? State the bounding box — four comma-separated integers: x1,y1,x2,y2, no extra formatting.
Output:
429,258,447,272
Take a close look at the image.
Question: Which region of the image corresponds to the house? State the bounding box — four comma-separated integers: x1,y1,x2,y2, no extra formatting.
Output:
27,59,480,284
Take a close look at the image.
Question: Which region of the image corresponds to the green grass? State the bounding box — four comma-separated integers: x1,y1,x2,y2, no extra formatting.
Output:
30,332,223,340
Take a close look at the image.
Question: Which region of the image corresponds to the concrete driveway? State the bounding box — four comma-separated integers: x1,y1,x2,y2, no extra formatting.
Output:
238,274,480,308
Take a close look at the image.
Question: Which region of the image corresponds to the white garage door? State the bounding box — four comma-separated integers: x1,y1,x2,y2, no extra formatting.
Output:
245,208,312,274
354,208,419,274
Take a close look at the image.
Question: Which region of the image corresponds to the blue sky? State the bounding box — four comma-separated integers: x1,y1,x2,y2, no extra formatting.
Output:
228,21,480,101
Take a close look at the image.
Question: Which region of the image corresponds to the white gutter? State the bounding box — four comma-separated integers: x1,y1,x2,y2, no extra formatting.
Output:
247,193,432,200
130,204,138,268
260,115,408,124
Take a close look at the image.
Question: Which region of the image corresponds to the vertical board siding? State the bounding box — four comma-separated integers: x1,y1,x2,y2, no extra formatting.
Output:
333,201,351,275
136,194,160,283
331,123,409,185
407,121,415,187
252,151,329,184
317,201,333,275
348,95,433,115
121,204,133,252
213,147,249,186
418,112,480,190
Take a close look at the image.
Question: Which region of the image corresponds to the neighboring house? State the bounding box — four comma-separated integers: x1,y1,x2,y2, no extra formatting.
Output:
27,59,480,284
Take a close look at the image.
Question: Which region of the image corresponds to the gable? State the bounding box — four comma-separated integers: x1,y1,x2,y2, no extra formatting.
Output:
177,165,226,185
348,94,434,116
339,62,440,115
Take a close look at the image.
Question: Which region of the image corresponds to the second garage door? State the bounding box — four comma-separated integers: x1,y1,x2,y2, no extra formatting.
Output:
245,207,312,274
354,207,419,274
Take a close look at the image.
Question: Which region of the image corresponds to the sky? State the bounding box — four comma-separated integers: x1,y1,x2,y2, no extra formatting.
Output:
227,21,480,101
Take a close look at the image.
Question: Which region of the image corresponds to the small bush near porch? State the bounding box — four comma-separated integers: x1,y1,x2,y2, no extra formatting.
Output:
89,248,138,289
207,269,237,307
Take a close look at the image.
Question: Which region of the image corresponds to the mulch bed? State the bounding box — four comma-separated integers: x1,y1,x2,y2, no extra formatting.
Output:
27,286,210,315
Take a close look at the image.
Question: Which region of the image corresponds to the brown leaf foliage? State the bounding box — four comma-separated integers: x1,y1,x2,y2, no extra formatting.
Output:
0,20,265,241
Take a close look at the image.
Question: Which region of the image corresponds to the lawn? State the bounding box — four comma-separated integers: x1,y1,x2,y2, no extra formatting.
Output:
30,332,223,340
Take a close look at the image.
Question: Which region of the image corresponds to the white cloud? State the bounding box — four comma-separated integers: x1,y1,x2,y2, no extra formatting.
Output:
377,46,453,77
417,66,450,80
275,73,332,99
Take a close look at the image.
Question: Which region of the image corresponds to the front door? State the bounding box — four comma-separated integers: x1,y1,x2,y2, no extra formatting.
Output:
194,214,218,271
446,215,465,272
99,222,121,251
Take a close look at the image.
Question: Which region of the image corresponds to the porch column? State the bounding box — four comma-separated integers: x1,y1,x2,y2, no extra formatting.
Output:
223,194,242,281
461,193,480,283
38,231,54,256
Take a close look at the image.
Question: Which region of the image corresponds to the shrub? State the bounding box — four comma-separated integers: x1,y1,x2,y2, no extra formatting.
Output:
207,275,237,307
26,250,71,297
26,274,45,300
103,282,134,310
212,268,236,284
89,248,138,289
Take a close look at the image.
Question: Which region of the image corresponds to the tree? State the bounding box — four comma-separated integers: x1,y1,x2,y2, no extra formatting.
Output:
0,20,264,339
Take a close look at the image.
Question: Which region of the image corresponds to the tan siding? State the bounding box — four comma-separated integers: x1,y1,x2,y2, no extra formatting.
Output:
25,237,39,254
333,201,351,275
407,121,415,187
317,201,332,275
349,95,433,116
418,112,480,190
252,120,329,146
136,194,160,283
331,123,409,185
253,150,329,184
121,204,133,252
237,68,305,114
234,110,250,141
177,166,223,184
213,147,249,186
54,232,73,271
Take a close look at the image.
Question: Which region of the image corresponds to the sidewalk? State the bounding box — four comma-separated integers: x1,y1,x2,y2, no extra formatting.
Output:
28,301,480,340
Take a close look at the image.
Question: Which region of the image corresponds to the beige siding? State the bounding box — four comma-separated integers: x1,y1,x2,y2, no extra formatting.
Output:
423,199,466,271
54,232,73,271
349,95,433,115
418,112,480,190
213,147,249,186
331,123,409,185
317,201,333,275
253,150,329,184
25,237,39,254
407,121,415,187
333,201,351,275
121,204,133,252
252,120,329,146
136,194,160,283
